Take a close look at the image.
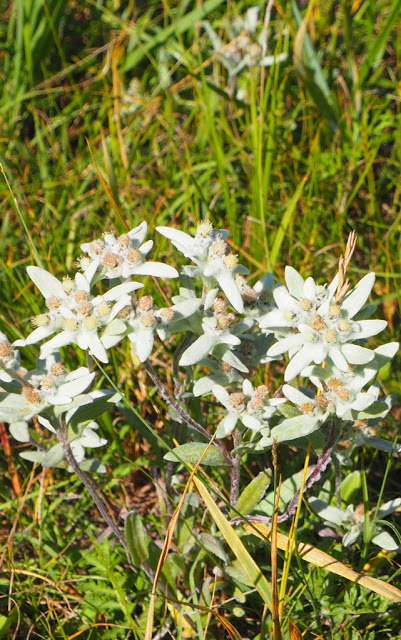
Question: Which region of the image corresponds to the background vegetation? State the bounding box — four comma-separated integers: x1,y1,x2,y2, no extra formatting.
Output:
0,0,400,638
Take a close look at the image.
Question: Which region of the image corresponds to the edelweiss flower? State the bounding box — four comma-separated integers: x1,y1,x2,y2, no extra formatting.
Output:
16,267,140,363
157,222,248,312
235,272,274,321
103,294,201,362
212,379,284,438
79,222,178,284
261,268,386,381
310,496,401,551
0,353,95,443
203,7,287,78
179,312,252,367
301,342,399,419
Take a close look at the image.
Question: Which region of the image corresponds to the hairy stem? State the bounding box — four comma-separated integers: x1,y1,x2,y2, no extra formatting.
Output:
230,429,241,507
143,360,232,466
57,421,128,551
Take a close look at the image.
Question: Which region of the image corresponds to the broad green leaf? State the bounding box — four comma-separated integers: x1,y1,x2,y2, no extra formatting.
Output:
125,511,150,567
340,471,361,503
236,470,272,516
41,443,64,467
67,391,121,427
164,443,229,467
9,420,30,443
270,415,321,442
198,532,229,563
19,450,47,464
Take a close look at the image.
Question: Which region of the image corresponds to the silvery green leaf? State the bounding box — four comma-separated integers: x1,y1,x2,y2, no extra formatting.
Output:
371,530,399,551
341,344,375,365
198,532,229,563
180,334,215,366
9,421,30,443
270,415,322,442
361,436,401,454
164,443,229,466
79,459,106,473
341,273,375,318
354,401,391,420
343,528,361,547
216,412,238,438
19,450,47,464
202,21,223,52
353,304,377,320
54,395,92,420
67,391,121,427
284,266,304,299
309,498,348,526
277,403,301,419
42,444,65,467
221,349,249,373
377,498,401,519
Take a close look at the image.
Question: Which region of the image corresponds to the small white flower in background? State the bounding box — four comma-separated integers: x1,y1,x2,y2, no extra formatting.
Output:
212,379,285,438
309,496,401,551
202,6,287,78
79,221,178,284
260,268,387,381
16,267,141,363
157,221,248,313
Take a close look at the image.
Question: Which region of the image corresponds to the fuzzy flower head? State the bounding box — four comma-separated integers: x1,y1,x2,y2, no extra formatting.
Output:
157,222,248,312
105,293,202,362
79,222,178,284
16,268,140,363
212,379,284,438
261,268,387,381
202,7,287,78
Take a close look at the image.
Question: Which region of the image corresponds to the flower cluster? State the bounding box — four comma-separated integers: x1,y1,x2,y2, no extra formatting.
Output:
259,268,387,381
0,219,397,496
